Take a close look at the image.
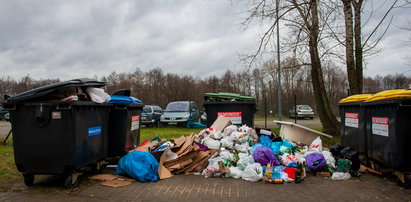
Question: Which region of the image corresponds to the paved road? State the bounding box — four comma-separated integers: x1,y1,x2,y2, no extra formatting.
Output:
1,173,410,201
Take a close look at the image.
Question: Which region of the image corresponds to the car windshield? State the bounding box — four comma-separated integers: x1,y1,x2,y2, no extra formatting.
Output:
166,102,189,112
298,105,312,110
143,107,152,113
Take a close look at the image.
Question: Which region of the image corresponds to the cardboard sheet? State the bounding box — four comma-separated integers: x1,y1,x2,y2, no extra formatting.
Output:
164,151,199,168
210,115,232,132
89,174,118,181
158,151,173,179
176,134,194,156
101,179,132,188
172,136,186,148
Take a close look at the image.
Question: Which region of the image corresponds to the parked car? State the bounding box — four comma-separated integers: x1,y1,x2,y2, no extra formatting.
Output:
141,105,163,126
0,107,8,120
288,105,314,119
160,101,200,126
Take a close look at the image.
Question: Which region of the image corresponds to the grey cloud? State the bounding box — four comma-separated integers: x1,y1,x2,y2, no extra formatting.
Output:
0,0,409,81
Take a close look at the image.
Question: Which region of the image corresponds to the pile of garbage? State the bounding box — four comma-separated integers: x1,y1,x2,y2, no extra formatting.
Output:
115,116,360,184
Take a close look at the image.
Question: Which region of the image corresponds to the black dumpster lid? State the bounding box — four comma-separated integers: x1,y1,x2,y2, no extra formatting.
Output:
8,78,107,102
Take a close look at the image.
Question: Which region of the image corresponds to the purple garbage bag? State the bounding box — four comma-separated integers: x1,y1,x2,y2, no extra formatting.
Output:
252,146,280,166
306,153,326,172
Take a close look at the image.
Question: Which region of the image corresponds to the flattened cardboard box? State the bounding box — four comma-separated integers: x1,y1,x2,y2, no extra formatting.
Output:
210,115,232,132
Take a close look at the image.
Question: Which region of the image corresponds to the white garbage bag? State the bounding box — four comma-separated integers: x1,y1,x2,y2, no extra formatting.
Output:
331,172,351,180
203,137,221,149
229,167,243,179
306,137,323,155
86,87,111,103
322,150,336,169
242,163,263,182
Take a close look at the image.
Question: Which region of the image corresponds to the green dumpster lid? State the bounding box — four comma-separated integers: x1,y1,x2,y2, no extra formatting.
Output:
238,96,255,101
204,93,219,97
204,92,255,101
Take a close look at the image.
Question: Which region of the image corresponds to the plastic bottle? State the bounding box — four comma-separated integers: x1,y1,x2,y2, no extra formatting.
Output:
268,179,284,184
265,163,272,178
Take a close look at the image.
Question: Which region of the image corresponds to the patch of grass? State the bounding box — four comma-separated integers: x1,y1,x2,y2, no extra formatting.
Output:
0,139,20,191
140,126,203,142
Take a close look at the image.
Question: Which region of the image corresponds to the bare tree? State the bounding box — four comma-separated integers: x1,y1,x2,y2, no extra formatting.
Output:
340,0,400,94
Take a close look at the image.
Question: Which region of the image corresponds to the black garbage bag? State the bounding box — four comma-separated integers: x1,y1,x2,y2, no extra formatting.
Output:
330,144,345,159
331,144,360,172
340,147,360,172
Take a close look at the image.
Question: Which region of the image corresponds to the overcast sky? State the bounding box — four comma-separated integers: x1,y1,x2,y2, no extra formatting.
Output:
0,0,410,81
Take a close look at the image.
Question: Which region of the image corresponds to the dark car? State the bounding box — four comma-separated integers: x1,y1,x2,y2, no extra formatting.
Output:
160,101,200,126
0,107,8,120
288,105,314,119
141,105,163,126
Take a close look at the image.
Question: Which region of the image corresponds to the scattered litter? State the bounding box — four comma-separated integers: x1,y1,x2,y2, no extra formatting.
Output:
89,174,119,181
100,178,132,188
101,115,368,188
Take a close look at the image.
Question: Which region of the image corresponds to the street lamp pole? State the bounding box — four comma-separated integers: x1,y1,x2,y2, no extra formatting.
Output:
276,0,282,121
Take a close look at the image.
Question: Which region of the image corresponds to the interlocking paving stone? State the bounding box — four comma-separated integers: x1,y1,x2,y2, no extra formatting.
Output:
1,173,410,201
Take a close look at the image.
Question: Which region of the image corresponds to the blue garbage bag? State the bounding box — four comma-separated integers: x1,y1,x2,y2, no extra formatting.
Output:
116,151,159,182
281,140,294,149
259,136,272,148
271,141,282,155
186,117,207,128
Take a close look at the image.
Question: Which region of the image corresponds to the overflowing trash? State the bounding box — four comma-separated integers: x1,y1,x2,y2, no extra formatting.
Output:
112,115,362,185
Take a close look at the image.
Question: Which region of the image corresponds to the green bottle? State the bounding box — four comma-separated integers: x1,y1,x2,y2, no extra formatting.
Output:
295,162,302,183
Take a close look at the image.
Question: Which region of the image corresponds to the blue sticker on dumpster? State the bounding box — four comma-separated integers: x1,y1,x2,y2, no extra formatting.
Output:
88,126,102,136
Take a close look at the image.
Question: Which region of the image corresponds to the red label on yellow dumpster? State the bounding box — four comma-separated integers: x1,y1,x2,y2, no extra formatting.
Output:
217,112,242,124
372,116,388,137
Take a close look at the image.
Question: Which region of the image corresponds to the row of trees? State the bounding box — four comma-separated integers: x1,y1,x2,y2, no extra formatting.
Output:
242,0,408,134
1,69,409,116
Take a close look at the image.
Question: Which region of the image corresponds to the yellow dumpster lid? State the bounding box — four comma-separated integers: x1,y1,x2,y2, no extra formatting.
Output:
339,94,373,103
364,89,411,102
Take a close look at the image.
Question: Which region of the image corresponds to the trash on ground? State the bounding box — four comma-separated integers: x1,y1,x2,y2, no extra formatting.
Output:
89,174,136,187
102,116,367,187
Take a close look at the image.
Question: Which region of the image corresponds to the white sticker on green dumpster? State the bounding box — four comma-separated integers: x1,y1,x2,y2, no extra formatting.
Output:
345,112,359,128
372,116,389,137
131,115,140,131
217,112,242,124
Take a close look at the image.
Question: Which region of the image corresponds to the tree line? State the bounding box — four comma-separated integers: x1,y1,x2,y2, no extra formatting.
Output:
1,68,410,116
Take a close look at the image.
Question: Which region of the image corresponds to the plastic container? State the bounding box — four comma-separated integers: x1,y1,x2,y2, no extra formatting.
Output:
338,102,367,154
3,78,111,188
108,102,144,157
203,101,256,127
364,98,411,172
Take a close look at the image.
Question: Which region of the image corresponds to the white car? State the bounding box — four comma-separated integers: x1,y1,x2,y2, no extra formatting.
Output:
288,105,314,119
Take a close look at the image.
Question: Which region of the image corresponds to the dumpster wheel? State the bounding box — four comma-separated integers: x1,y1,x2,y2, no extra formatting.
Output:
23,173,34,186
64,173,80,189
